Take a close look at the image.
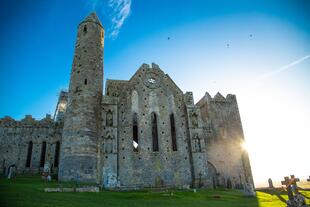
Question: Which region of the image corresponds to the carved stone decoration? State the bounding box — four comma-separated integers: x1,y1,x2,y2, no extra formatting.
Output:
106,110,113,127
143,72,161,89
184,92,194,105
190,111,199,128
107,85,120,97
193,133,202,152
104,130,115,153
104,139,113,153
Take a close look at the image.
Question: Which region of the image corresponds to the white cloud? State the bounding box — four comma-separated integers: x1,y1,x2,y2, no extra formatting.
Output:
258,54,310,80
86,0,131,39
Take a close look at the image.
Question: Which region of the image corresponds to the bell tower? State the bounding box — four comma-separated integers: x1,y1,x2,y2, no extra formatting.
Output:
58,13,104,183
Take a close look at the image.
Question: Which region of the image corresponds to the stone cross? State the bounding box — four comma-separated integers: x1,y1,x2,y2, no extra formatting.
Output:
281,176,294,201
290,175,300,194
268,178,274,189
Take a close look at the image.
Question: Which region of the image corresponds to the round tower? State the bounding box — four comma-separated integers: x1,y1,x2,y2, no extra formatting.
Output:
58,13,104,183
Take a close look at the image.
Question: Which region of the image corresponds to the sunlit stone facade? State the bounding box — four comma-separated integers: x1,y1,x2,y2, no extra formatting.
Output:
0,13,254,189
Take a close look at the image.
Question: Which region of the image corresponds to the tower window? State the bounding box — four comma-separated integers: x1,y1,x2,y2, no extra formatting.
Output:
133,113,138,151
54,141,60,168
25,141,33,168
40,141,46,167
84,78,87,85
151,112,159,152
83,25,87,33
170,114,177,151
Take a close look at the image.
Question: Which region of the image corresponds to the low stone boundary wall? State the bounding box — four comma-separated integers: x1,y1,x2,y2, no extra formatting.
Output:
44,186,99,192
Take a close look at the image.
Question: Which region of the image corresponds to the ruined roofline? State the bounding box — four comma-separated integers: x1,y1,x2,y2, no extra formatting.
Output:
0,114,55,128
132,63,184,94
128,62,163,82
106,63,184,95
196,91,237,106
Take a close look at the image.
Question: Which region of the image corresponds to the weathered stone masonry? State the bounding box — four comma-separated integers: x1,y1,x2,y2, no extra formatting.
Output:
0,115,62,174
0,13,254,190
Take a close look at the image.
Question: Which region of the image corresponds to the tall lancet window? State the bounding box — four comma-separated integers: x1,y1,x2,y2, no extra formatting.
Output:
54,141,60,168
170,114,177,151
25,141,33,168
151,112,159,152
133,113,139,151
40,141,47,167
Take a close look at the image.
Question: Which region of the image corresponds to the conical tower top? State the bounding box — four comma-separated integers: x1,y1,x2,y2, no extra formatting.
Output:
80,12,103,28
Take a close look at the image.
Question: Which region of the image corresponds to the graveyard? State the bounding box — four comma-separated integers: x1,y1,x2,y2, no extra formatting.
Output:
0,175,309,207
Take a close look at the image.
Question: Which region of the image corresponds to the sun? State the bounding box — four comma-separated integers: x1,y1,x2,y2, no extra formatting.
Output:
241,141,249,152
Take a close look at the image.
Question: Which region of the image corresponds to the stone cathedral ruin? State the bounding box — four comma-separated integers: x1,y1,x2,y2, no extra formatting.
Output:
0,13,254,190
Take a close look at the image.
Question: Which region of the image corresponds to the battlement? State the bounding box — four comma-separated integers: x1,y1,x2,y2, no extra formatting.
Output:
0,114,55,128
197,92,237,106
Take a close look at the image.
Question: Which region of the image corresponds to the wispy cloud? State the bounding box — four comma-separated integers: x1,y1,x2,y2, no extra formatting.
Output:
86,0,131,39
108,0,131,38
259,54,310,80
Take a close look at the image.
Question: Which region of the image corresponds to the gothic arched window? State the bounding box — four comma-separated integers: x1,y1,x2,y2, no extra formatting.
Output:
40,141,46,167
170,113,177,151
133,113,138,151
54,141,60,168
25,141,33,168
106,110,113,127
151,112,159,152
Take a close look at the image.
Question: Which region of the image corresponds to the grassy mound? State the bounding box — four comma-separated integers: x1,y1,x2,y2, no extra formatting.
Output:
0,176,309,207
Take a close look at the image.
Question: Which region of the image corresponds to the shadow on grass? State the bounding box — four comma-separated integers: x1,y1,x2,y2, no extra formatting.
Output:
256,188,287,204
300,192,310,200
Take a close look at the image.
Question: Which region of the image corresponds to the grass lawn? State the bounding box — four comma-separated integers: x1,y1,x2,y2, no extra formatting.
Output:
0,176,309,207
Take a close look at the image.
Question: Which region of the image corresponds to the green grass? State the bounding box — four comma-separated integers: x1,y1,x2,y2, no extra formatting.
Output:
0,175,309,207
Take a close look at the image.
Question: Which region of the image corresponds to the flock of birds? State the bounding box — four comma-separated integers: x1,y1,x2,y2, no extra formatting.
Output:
167,34,254,48
165,34,255,85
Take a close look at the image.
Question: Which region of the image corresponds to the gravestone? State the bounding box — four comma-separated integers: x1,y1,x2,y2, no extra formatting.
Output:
42,163,51,182
281,176,306,207
281,176,294,201
7,165,16,179
268,178,274,189
290,175,300,194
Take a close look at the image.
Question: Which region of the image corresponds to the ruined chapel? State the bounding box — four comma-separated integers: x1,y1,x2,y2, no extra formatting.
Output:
0,13,254,189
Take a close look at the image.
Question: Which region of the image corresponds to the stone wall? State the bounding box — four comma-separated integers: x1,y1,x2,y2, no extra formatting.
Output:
100,96,118,188
184,92,209,187
0,115,62,175
196,92,254,188
105,63,193,188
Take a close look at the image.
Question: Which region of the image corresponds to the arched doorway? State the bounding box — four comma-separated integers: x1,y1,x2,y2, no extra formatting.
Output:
207,161,218,189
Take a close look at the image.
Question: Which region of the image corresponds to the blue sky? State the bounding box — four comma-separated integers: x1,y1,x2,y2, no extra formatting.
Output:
0,0,310,185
